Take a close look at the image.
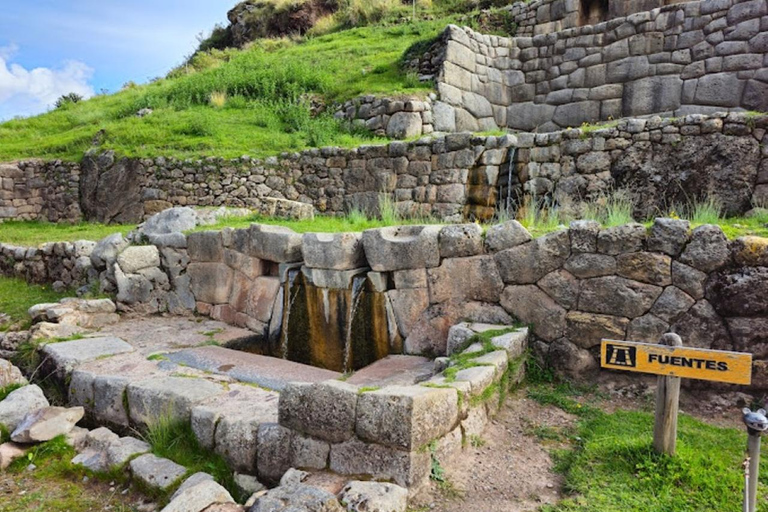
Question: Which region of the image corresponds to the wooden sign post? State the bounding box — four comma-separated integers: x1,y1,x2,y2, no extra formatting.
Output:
601,334,753,456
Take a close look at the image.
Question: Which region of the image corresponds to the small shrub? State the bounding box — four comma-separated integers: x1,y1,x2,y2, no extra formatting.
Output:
689,196,723,225
209,91,228,108
54,93,84,109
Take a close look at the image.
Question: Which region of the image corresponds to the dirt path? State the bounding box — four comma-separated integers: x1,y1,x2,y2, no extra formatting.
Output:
413,390,575,512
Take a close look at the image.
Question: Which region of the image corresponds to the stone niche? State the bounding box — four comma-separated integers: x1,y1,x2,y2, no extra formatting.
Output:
580,0,609,26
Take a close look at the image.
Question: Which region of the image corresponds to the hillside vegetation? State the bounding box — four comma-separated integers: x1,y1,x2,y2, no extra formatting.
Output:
0,0,517,163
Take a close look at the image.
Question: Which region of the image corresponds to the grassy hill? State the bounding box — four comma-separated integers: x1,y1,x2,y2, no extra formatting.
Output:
0,1,516,163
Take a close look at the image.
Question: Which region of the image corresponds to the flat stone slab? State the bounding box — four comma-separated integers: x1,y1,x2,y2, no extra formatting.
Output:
164,346,341,391
347,356,434,387
42,337,134,374
129,453,186,491
126,376,225,427
100,316,255,356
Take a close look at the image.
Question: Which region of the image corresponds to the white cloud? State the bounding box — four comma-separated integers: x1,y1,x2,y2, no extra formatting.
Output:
0,45,95,119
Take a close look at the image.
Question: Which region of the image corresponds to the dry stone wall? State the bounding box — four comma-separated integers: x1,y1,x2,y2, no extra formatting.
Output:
434,0,768,132
333,95,435,139
0,160,81,223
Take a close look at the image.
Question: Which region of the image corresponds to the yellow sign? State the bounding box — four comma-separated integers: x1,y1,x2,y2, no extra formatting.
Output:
600,339,752,385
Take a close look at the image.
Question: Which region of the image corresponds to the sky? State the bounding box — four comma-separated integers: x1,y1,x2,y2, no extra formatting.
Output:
0,0,232,120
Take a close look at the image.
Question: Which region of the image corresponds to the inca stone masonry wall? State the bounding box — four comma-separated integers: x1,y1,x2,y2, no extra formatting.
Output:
0,160,81,223
433,0,768,132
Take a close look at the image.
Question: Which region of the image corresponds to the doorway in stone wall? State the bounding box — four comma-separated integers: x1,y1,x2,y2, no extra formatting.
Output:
580,0,608,25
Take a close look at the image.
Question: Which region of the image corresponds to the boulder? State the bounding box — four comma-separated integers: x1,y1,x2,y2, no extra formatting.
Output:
249,483,344,512
90,233,129,270
679,225,731,273
596,224,646,255
362,226,441,272
647,218,690,256
161,479,235,512
249,224,303,263
566,312,629,349
339,481,408,512
0,359,26,388
279,381,358,444
484,220,532,252
500,285,566,342
386,112,423,139
438,224,484,258
616,252,672,286
427,256,503,303
446,323,475,355
578,276,663,318
732,236,768,267
0,385,49,432
130,454,187,491
116,245,161,274
11,406,85,443
548,338,599,380
0,442,27,470
671,300,731,350
141,206,198,236
494,230,571,284
302,233,366,270
706,266,768,317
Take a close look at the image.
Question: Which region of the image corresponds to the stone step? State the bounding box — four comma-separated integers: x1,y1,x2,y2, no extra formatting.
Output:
346,355,434,388
164,346,342,391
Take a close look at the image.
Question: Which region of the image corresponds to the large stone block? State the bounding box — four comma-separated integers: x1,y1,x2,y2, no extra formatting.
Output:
671,300,731,350
362,225,441,272
484,220,532,252
387,288,429,338
650,286,696,323
329,437,431,488
616,252,672,286
694,73,745,107
249,224,303,263
356,386,458,450
500,285,566,342
278,381,358,443
578,276,663,318
302,232,366,270
129,454,186,492
41,337,134,375
387,112,423,139
494,230,570,284
126,377,224,427
116,245,160,274
622,76,683,117
706,266,768,317
597,224,646,255
187,231,224,262
427,256,503,304
188,262,234,305
679,224,730,272
566,312,629,349
438,224,484,258
255,423,292,484
647,218,691,256
538,269,579,309
564,253,617,278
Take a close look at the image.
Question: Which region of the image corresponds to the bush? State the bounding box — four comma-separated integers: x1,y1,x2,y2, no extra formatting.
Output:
54,93,84,109
197,23,234,52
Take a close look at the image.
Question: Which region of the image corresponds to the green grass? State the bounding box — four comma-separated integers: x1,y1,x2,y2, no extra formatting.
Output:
0,277,70,330
0,18,454,162
143,415,237,501
0,220,136,246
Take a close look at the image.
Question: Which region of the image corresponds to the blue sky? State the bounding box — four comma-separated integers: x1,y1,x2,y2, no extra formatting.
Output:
0,0,232,120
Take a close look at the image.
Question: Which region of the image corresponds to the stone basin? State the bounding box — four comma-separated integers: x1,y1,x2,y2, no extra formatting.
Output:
362,225,442,271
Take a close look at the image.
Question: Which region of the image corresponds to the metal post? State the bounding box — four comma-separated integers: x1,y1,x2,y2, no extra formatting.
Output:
742,408,767,512
653,333,683,456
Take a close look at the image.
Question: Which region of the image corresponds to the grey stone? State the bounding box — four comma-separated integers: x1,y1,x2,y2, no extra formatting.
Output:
356,386,458,450
234,473,266,497
91,233,129,270
432,101,456,132
578,276,663,318
116,245,161,274
427,256,503,304
491,329,528,359
538,269,579,309
362,225,441,271
622,76,683,116
500,285,566,342
566,312,629,349
188,231,224,262
291,434,329,470
564,253,617,278
171,472,215,501
130,454,186,491
0,359,26,388
11,406,84,443
329,437,430,488
141,206,198,235
647,218,691,256
114,265,152,305
569,220,600,253
387,112,423,139
616,252,672,286
597,224,647,255
485,220,532,253
41,337,134,375
494,230,570,284
727,317,768,358
694,73,745,106
671,261,708,300
446,323,476,355
671,300,731,350
339,481,408,512
392,269,427,289
189,262,234,304
250,483,344,512
162,479,234,512
548,338,598,380
679,225,730,272
650,286,696,323
106,436,151,468
627,314,669,342
0,385,49,432
279,381,358,443
438,224,484,258
249,224,303,263
255,423,292,484
706,266,768,317
387,289,429,339
302,267,368,290
127,377,224,427
302,232,365,270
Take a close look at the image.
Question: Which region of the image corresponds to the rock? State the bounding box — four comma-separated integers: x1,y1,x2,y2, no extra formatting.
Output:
0,359,26,388
438,224,484,258
500,285,566,342
172,472,215,501
569,220,600,253
649,286,695,323
189,263,235,305
141,206,198,235
90,233,129,270
234,473,266,497
386,288,429,339
11,406,85,443
356,386,458,450
484,220,532,252
161,479,235,512
329,437,430,488
0,385,49,432
80,152,144,223
0,442,27,470
566,312,629,349
130,454,187,491
706,266,768,317
616,252,672,286
339,481,408,512
114,265,152,305
291,434,329,471
255,423,292,484
671,261,708,300
302,233,365,270
671,300,731,350
41,336,134,375
106,436,151,468
362,226,441,272
259,198,314,221
731,236,768,267
679,225,730,272
427,256,503,303
548,338,598,380
627,314,669,342
392,269,427,289
564,253,617,278
647,218,690,256
494,230,570,284
491,329,528,359
597,224,646,255
250,483,344,512
116,245,161,274
249,224,303,263
446,323,475,355
387,112,422,139
127,376,224,427
537,269,579,309
578,276,663,319
727,318,768,358
279,381,358,444
188,231,224,262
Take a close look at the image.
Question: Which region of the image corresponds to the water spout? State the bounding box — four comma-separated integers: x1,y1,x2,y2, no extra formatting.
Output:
343,275,368,372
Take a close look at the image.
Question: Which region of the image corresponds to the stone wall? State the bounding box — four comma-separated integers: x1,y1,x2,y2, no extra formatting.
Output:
0,161,81,223
0,240,96,291
434,0,768,132
333,95,435,139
